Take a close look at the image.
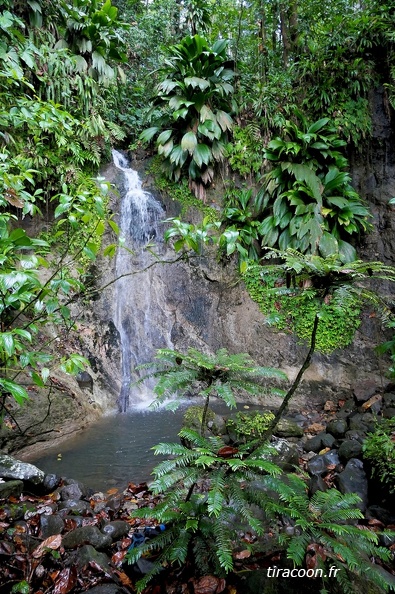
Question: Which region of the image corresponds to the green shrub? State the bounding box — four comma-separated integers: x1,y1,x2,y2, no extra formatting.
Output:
363,418,395,494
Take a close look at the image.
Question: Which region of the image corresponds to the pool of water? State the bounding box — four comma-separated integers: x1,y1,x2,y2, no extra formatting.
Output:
30,401,236,492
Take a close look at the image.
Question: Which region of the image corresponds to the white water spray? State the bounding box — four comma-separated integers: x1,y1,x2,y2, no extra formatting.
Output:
112,150,168,411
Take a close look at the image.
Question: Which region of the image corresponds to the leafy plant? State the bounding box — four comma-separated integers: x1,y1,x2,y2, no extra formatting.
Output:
126,431,395,593
258,112,372,262
226,410,275,442
243,249,395,354
56,0,128,84
126,428,284,591
363,418,395,494
265,474,395,593
136,347,287,433
140,34,236,199
225,124,263,178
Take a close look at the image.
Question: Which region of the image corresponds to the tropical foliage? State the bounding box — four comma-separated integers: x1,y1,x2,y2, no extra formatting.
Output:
258,113,372,262
126,427,395,593
140,34,236,198
136,347,287,432
0,0,125,424
243,248,395,353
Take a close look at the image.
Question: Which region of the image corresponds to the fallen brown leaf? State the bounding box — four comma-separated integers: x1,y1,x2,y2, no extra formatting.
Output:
32,534,62,558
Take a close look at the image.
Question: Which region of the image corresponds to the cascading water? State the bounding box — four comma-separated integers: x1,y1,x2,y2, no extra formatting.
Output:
112,150,171,412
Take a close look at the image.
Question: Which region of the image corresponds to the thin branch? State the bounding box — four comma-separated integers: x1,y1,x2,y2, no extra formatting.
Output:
263,312,320,440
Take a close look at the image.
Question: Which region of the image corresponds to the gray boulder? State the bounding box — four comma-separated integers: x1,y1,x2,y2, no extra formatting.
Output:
269,438,299,471
338,439,363,461
40,514,65,539
336,458,368,511
62,526,112,550
326,418,347,438
0,454,44,485
101,520,130,541
274,418,303,438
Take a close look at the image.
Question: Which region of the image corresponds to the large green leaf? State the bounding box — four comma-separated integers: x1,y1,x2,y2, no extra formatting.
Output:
338,239,357,263
181,131,197,154
193,143,211,167
184,76,210,90
215,110,233,132
157,129,173,145
169,145,188,166
319,232,339,257
286,163,323,203
307,118,330,134
140,127,159,143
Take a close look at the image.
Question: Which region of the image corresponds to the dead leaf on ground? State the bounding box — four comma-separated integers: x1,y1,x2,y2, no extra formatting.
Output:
306,423,326,434
52,567,77,594
111,550,127,565
32,534,62,558
113,570,134,587
233,549,251,560
191,575,226,594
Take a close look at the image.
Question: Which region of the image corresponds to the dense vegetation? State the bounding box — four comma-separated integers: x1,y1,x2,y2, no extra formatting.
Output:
1,0,395,592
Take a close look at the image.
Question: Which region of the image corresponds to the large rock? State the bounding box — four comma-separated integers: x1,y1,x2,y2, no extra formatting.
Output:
0,479,23,499
68,544,111,572
40,514,65,539
0,454,45,485
307,450,340,476
336,458,368,511
338,439,363,461
62,526,112,550
274,418,303,438
326,418,347,438
268,438,299,471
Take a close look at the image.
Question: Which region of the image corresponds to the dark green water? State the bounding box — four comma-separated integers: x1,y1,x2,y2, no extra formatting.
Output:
31,400,242,492
31,406,192,492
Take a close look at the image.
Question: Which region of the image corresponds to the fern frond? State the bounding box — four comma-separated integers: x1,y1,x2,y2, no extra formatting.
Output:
207,468,226,517
213,516,234,572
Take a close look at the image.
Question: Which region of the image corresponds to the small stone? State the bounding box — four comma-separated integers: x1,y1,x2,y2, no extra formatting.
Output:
321,433,336,448
101,520,130,541
307,450,340,476
338,439,363,461
303,434,323,453
68,544,111,572
353,379,377,403
58,499,91,514
309,475,329,495
326,418,347,438
324,400,337,412
40,514,65,539
42,474,61,493
345,429,366,443
383,407,395,419
348,413,375,433
59,483,83,501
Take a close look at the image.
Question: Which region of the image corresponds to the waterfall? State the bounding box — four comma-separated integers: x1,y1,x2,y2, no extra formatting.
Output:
112,150,169,412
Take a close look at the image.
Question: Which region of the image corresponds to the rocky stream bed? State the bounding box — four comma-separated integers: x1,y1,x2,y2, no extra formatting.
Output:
1,379,395,594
